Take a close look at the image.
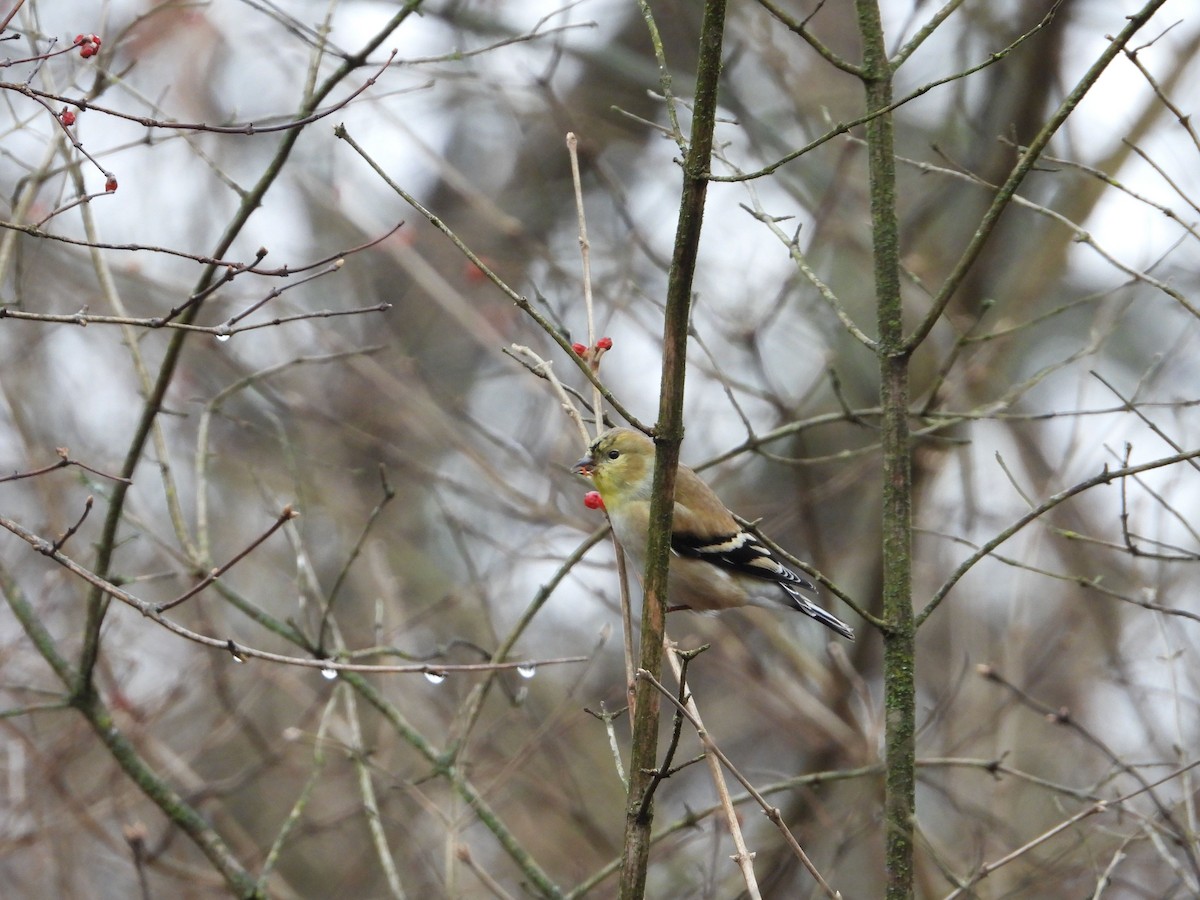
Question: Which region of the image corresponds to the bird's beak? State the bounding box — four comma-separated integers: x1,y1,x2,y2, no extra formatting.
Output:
572,455,595,477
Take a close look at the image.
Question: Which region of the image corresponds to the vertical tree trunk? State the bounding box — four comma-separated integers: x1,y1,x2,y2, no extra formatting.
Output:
854,2,915,897
618,1,729,896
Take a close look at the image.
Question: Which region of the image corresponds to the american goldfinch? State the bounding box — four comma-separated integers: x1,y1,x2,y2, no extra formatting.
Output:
573,427,854,640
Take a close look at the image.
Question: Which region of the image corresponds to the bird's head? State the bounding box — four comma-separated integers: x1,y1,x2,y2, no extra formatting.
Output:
572,427,654,499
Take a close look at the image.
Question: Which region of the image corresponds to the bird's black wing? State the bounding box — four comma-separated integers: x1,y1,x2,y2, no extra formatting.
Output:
671,528,817,593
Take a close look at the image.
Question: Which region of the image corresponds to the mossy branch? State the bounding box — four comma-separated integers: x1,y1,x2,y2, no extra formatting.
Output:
619,0,729,896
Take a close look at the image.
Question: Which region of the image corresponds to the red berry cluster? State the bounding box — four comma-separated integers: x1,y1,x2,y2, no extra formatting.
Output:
574,336,615,512
59,108,76,126
571,336,613,369
73,34,102,58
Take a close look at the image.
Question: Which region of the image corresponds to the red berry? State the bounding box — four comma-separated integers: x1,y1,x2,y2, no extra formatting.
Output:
60,109,76,126
571,342,587,355
596,336,613,351
76,35,101,57
583,491,605,510
104,175,118,192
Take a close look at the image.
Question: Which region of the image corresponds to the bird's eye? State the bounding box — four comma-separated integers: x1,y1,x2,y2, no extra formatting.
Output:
607,449,620,460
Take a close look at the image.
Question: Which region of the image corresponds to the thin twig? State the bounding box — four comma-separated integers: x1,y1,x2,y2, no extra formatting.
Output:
0,448,131,485
333,124,650,434
4,508,590,674
566,133,604,437
976,663,1200,880
158,507,300,612
665,646,766,900
917,446,1200,627
638,667,840,899
317,465,398,654
509,345,590,447
52,495,93,553
1091,371,1200,474
584,702,629,789
343,678,408,898
942,759,1200,899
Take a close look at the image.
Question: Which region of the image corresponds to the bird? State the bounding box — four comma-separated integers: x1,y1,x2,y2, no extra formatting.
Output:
573,427,854,640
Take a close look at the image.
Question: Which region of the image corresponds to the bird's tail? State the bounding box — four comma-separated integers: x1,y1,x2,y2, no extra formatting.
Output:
782,584,855,640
